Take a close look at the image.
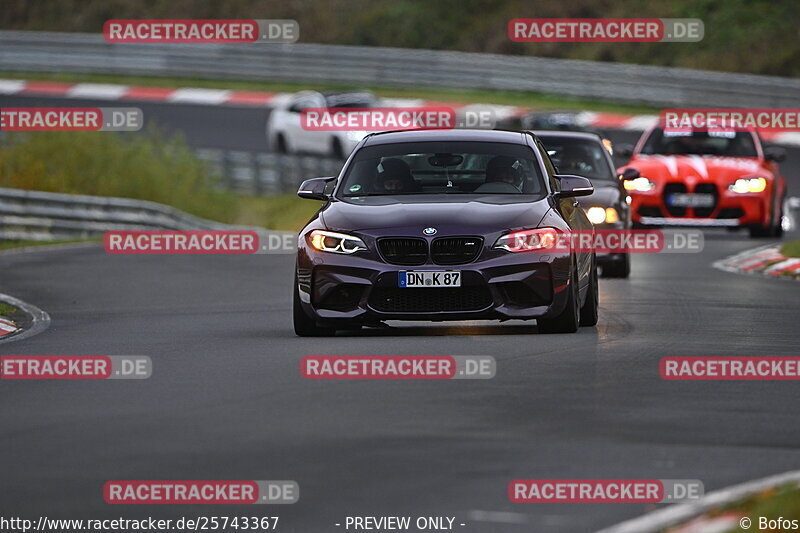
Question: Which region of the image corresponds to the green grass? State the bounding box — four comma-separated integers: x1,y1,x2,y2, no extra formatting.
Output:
708,484,800,532
235,195,321,231
0,131,320,232
0,129,237,223
0,71,659,114
3,0,799,77
0,302,19,316
780,240,800,259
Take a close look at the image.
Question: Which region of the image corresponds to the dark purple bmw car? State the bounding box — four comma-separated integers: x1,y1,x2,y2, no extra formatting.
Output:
293,129,598,336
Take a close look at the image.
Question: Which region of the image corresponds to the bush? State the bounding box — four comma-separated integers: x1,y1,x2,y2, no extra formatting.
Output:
0,129,237,223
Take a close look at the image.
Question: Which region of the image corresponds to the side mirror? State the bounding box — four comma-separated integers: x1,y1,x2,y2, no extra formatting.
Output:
554,174,594,198
298,177,335,200
764,146,786,163
616,144,634,158
620,167,640,180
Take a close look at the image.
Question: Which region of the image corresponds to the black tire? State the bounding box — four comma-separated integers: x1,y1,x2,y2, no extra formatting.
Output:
749,203,784,238
774,205,785,238
275,134,288,154
601,254,630,278
293,279,335,337
748,224,772,238
538,268,580,334
331,138,345,160
579,255,599,327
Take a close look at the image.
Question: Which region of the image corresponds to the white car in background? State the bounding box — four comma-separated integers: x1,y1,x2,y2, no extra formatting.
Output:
266,90,377,159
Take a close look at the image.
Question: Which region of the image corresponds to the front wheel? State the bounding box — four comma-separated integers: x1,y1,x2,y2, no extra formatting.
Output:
602,254,630,278
275,133,289,154
579,255,599,327
538,269,580,334
293,279,336,337
331,138,345,160
749,203,784,238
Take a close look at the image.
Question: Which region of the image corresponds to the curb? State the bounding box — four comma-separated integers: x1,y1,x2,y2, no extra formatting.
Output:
0,292,51,344
0,78,526,122
596,470,800,533
713,244,800,280
0,316,19,337
3,78,800,147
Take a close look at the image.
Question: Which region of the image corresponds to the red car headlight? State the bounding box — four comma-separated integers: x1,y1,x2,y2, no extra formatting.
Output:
729,177,767,194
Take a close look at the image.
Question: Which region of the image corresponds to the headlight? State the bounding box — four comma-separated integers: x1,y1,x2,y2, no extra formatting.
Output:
586,207,619,225
346,130,369,142
494,228,559,252
586,207,607,224
308,230,367,254
623,177,656,192
729,177,767,194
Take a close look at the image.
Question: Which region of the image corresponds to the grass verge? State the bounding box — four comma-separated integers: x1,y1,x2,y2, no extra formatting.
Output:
716,483,800,532
0,70,659,114
0,130,319,232
0,302,19,316
780,240,800,259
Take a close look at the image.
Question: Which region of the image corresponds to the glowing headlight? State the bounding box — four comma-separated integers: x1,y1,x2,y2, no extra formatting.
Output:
586,207,607,225
308,230,367,254
494,228,559,252
623,177,656,192
729,177,767,194
586,207,620,225
346,130,369,142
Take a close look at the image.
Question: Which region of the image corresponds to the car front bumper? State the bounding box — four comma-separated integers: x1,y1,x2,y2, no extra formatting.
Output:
629,188,769,227
296,248,574,325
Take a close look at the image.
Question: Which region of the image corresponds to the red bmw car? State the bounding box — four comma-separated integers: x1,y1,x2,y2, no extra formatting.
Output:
618,127,787,237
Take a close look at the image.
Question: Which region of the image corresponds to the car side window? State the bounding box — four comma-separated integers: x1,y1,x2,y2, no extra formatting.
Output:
535,140,559,192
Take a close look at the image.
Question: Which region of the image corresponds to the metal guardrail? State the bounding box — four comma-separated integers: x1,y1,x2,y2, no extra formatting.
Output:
0,187,248,241
195,149,342,194
2,30,800,107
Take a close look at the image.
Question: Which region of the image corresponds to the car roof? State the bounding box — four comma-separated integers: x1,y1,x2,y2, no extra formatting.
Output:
362,129,532,146
529,130,602,141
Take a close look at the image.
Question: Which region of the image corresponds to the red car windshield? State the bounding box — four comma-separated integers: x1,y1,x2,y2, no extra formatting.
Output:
640,128,758,157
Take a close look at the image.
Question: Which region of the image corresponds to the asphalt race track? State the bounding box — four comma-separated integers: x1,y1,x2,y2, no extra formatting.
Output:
1,92,800,532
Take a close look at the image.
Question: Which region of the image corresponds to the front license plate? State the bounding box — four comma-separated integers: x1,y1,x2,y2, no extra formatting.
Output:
398,271,461,288
668,193,715,207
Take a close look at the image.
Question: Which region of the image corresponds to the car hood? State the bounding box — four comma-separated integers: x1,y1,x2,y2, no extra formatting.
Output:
321,195,550,235
623,154,771,183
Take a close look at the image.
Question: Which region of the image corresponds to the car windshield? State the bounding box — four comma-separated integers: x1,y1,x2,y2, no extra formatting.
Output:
640,128,758,157
339,141,546,198
539,136,616,182
525,113,581,130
